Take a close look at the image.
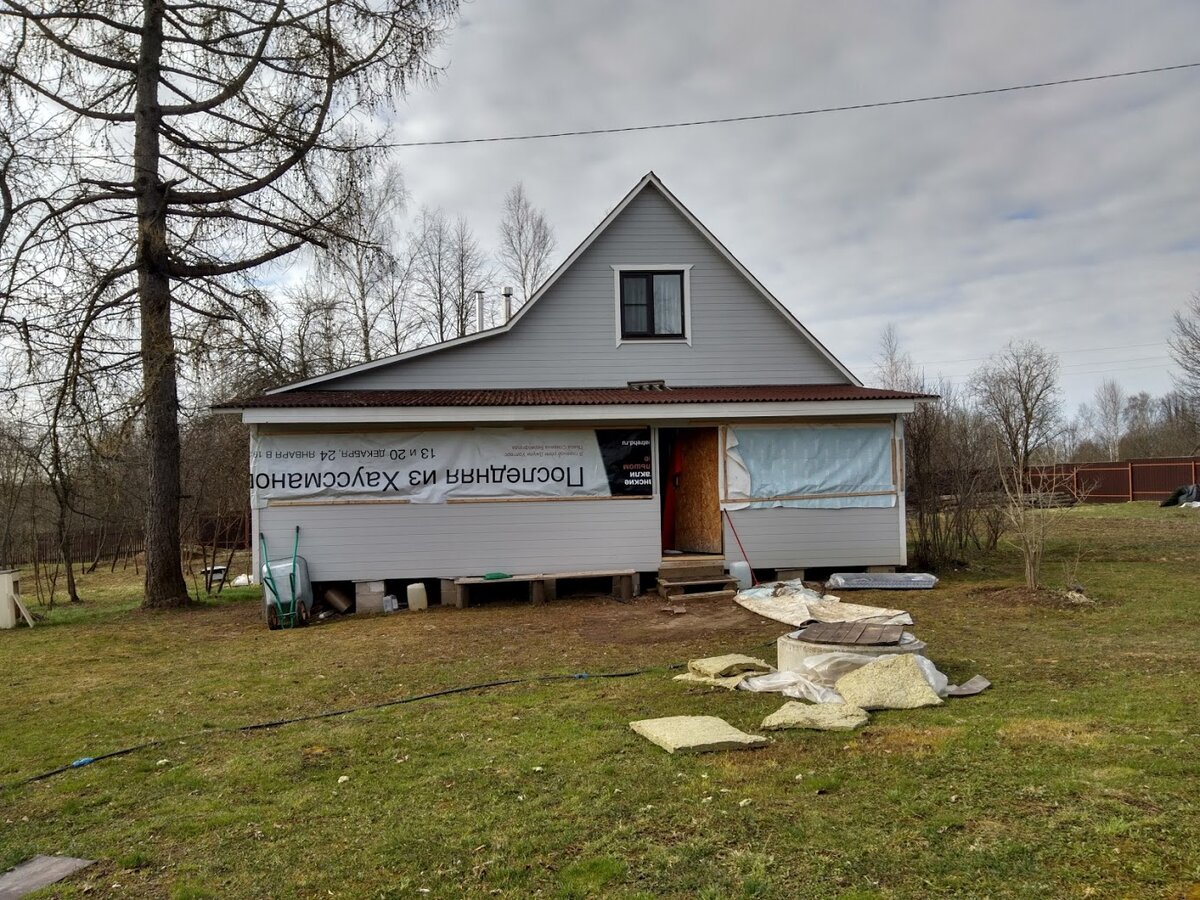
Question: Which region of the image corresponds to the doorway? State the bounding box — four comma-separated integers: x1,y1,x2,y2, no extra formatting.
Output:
659,427,723,554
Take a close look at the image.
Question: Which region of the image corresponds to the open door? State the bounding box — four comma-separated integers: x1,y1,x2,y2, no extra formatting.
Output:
662,427,723,554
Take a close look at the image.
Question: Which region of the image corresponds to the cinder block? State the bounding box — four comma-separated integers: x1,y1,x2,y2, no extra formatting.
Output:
776,568,806,581
355,581,385,615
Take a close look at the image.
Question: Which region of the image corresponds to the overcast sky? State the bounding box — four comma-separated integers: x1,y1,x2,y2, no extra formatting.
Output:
381,0,1199,409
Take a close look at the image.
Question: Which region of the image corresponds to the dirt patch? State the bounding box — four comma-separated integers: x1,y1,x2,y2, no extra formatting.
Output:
966,585,1095,609
854,724,963,755
576,595,772,646
998,718,1102,747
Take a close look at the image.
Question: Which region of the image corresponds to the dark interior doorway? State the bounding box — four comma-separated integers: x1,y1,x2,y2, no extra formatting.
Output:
659,427,723,554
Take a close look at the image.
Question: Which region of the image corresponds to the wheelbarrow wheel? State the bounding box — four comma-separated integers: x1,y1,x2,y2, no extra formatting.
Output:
267,604,281,630
296,599,310,627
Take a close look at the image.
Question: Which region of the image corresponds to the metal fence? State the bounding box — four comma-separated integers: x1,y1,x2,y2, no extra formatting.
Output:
1028,456,1200,503
1,513,250,569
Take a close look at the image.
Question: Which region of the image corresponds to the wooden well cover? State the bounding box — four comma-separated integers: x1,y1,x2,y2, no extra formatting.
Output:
798,622,904,646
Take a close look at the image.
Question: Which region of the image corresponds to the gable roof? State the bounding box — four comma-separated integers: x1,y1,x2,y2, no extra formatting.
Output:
268,171,861,394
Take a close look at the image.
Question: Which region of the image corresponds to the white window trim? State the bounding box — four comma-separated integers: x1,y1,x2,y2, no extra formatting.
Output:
611,264,693,347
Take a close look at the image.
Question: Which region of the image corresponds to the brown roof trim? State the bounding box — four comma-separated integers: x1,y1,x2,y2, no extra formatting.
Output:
217,384,936,410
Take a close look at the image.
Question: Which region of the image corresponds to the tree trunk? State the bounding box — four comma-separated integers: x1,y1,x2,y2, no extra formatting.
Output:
56,502,81,604
136,0,189,608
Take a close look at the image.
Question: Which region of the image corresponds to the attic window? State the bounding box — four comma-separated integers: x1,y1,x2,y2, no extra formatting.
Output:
619,271,685,339
611,264,693,346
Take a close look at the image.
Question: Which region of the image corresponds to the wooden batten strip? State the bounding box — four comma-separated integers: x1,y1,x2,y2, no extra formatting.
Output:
267,497,413,508
720,489,898,503
445,494,650,504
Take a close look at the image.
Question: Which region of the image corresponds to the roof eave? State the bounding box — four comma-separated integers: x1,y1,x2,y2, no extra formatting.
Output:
239,397,920,425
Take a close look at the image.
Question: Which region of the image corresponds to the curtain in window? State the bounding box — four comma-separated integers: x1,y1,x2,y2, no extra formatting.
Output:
622,276,648,334
653,274,683,334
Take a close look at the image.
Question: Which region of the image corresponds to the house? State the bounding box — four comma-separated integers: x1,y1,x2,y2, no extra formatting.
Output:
218,172,930,610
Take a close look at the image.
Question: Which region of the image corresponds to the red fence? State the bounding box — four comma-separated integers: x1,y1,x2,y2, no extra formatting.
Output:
1028,457,1200,503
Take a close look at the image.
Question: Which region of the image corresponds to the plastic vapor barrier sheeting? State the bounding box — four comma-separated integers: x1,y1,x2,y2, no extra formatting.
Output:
724,425,896,509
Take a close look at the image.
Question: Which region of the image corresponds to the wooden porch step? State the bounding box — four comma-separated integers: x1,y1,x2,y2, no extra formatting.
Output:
659,563,726,579
659,589,737,603
657,575,738,589
657,575,739,600
659,557,727,579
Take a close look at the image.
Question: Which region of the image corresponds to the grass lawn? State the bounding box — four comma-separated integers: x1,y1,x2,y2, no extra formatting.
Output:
2,503,1199,898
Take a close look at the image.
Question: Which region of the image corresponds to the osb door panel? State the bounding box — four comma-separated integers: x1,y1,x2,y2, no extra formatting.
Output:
674,428,722,553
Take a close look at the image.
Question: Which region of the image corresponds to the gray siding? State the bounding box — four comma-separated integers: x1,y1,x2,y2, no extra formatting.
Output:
328,185,848,390
723,507,904,569
264,500,903,583
261,499,662,581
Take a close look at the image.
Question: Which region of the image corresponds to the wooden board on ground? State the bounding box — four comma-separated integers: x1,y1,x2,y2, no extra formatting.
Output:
13,594,34,628
0,855,93,898
797,621,904,646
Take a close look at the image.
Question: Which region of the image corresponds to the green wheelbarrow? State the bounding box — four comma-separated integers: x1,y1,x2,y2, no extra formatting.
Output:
260,526,313,630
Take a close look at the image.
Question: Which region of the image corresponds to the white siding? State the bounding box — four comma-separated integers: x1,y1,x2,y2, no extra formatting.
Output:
723,507,904,569
260,499,662,581
327,185,848,390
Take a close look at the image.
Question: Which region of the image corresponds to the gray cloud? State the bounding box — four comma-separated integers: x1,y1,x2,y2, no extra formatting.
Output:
373,0,1200,405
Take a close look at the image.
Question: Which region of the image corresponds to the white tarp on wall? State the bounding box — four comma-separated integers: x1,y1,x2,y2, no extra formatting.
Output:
724,424,896,509
251,428,652,507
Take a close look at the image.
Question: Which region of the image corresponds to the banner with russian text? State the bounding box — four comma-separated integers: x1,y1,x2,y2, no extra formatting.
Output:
250,428,652,507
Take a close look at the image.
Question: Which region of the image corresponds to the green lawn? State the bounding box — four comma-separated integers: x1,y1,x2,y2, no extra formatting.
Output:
2,504,1199,898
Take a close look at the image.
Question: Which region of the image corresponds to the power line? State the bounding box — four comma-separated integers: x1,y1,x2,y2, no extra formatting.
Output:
1059,354,1169,370
384,61,1200,149
937,360,1174,383
913,341,1164,367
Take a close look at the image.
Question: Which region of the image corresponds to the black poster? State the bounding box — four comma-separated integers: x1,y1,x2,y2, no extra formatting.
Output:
596,428,653,496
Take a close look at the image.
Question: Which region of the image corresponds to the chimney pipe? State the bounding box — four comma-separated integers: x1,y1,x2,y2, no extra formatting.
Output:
474,289,485,332
502,286,513,322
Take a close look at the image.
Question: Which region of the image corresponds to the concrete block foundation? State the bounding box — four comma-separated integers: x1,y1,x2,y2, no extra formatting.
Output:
355,580,386,615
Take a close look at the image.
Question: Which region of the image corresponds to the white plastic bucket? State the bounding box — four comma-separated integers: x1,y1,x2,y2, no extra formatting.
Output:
406,583,429,611
729,561,753,592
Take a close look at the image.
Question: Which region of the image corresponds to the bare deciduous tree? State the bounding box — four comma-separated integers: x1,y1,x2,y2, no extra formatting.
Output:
971,340,1062,471
1093,379,1124,461
0,0,458,607
410,208,490,342
497,182,555,306
450,215,492,337
971,340,1064,590
871,326,1001,570
410,206,455,344
873,323,921,391
1169,294,1200,413
315,165,416,361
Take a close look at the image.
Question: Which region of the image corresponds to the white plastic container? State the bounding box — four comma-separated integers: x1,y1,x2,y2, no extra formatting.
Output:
0,570,17,629
729,561,753,592
406,583,429,611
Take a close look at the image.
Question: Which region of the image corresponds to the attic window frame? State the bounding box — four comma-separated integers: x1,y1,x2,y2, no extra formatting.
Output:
612,264,693,346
